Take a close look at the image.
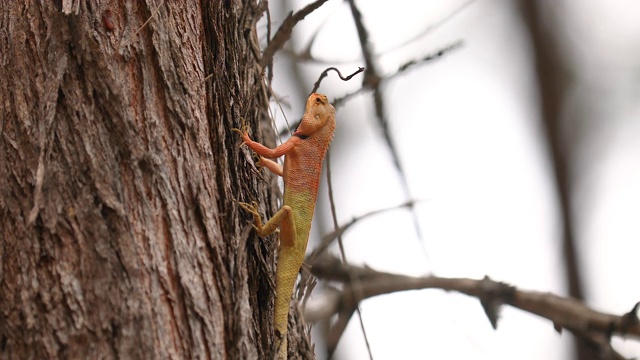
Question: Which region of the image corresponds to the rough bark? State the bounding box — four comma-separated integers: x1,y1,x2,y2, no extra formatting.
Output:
0,1,307,359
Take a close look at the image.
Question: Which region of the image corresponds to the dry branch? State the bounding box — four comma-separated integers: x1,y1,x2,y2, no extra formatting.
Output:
260,0,329,69
308,256,640,358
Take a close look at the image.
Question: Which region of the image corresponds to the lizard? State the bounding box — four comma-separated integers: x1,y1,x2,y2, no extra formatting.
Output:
234,93,336,359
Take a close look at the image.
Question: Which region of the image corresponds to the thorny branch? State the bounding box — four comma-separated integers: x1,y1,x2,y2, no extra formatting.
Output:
308,256,640,360
332,41,463,108
277,42,461,137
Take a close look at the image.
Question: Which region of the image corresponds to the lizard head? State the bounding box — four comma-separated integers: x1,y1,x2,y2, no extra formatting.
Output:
294,93,336,137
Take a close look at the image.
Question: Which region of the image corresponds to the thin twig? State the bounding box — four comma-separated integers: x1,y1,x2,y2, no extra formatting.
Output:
381,0,477,55
332,42,463,109
311,66,365,94
119,0,167,51
325,151,374,360
284,0,476,65
307,200,423,263
346,0,428,264
280,42,460,137
279,66,365,136
397,41,463,73
260,0,329,69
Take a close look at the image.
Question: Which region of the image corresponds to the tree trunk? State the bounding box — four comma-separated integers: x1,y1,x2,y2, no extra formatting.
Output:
0,1,309,359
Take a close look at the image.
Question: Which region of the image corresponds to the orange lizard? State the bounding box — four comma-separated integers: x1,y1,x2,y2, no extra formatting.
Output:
234,93,335,359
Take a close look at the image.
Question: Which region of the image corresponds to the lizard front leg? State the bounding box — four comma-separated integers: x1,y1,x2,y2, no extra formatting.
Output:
232,120,301,159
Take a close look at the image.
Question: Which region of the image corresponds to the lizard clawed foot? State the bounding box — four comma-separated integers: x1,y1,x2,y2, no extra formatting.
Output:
231,118,251,138
238,200,262,232
238,200,259,216
254,155,265,170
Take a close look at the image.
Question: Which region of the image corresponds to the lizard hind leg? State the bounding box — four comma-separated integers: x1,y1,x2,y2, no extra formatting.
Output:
238,201,297,360
238,202,296,244
258,157,284,177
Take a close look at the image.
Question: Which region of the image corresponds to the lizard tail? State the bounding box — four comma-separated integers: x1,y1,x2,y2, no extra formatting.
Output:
274,247,303,359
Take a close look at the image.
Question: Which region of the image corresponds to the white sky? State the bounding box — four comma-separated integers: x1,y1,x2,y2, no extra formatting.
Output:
267,0,640,358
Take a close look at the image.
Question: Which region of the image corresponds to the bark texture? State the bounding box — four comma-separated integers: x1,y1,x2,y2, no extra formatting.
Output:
0,1,308,359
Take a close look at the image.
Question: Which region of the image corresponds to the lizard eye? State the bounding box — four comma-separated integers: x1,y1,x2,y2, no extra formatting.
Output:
315,97,323,104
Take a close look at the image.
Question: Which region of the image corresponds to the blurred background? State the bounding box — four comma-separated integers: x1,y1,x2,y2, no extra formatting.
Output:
262,0,640,358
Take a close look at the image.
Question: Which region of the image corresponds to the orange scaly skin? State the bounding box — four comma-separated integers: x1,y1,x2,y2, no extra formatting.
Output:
236,93,335,359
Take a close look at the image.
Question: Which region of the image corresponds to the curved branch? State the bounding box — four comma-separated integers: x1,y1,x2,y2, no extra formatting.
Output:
308,256,640,349
310,66,364,94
